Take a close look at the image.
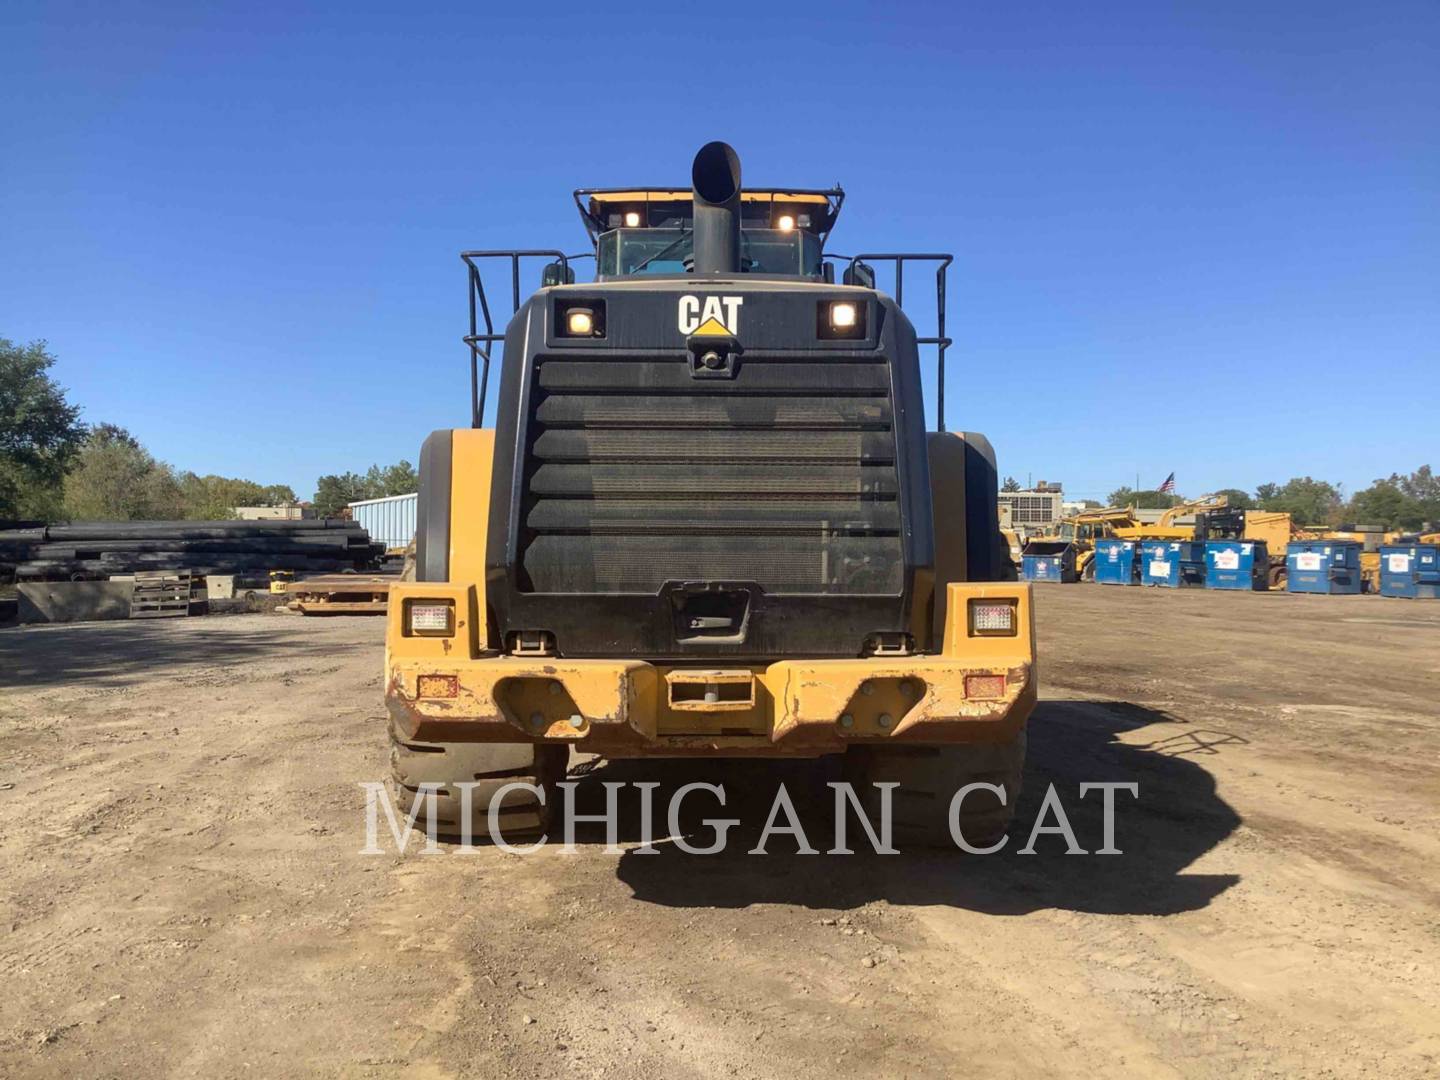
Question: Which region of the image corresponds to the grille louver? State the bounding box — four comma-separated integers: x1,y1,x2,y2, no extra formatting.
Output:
519,356,902,595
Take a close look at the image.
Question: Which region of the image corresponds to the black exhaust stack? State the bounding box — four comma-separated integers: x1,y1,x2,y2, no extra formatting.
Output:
691,141,742,275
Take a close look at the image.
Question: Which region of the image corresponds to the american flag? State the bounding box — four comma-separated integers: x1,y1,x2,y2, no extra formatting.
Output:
1158,472,1176,494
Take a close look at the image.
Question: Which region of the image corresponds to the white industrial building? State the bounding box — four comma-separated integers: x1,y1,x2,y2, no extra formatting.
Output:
348,493,417,553
997,482,1064,532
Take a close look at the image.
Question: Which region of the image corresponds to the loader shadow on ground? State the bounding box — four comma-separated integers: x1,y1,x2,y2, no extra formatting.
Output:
0,617,345,690
594,700,1242,917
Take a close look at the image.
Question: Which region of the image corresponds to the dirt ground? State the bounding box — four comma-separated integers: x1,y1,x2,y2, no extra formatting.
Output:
1,587,1438,1079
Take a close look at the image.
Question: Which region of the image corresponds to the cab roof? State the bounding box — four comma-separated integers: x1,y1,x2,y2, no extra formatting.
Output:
573,186,845,246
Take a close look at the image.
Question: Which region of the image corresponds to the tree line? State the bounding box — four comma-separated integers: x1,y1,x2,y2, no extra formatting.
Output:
2,338,415,522
1098,472,1439,530
311,463,419,517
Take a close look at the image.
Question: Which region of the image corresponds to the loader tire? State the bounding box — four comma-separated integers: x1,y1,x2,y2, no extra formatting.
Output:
388,721,569,842
845,730,1026,850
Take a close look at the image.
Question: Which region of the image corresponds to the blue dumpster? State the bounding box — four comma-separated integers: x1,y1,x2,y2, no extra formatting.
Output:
1142,540,1206,588
1286,540,1362,595
1093,539,1141,585
1205,540,1269,591
1021,540,1077,584
1379,544,1440,599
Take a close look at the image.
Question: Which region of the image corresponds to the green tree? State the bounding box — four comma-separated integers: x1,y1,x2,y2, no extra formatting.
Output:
1106,486,1183,510
1343,467,1437,530
1394,465,1440,526
1254,476,1342,526
1138,490,1184,510
1213,488,1254,510
363,460,419,499
1346,479,1419,530
1001,475,1021,493
0,338,86,519
257,483,298,505
62,424,185,520
313,460,418,516
313,471,369,516
176,474,299,519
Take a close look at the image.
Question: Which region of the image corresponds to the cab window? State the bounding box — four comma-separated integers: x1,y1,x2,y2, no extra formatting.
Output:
597,228,821,277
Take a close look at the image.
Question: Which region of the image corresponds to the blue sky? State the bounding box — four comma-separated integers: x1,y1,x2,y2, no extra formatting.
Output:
2,1,1436,503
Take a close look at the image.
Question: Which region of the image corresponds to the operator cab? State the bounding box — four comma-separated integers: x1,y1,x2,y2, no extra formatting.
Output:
575,188,843,280
1058,521,1103,543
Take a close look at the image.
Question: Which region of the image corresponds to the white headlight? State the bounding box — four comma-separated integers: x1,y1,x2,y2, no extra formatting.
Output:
566,308,594,336
777,214,795,232
623,211,641,228
829,302,858,329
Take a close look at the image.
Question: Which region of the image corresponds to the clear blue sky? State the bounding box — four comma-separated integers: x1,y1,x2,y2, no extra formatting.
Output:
2,1,1436,503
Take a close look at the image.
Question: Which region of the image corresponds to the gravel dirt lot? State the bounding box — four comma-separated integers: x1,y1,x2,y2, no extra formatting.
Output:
2,587,1438,1078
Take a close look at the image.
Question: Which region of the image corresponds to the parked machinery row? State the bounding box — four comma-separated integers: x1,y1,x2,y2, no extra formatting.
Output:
1020,507,1439,599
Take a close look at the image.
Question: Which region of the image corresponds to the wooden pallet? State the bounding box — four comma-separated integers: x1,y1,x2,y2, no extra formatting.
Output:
281,574,394,615
131,570,193,619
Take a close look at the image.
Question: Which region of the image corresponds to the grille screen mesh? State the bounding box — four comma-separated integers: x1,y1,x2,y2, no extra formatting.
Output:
519,356,902,594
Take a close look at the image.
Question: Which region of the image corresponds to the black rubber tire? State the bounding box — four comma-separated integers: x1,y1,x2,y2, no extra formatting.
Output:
844,730,1026,850
388,721,568,842
1268,564,1286,591
1081,558,1095,583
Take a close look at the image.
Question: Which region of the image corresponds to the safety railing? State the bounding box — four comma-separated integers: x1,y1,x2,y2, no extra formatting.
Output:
461,250,581,427
464,249,950,431
836,253,953,432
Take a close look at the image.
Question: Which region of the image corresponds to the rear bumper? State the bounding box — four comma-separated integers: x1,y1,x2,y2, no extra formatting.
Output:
385,582,1036,757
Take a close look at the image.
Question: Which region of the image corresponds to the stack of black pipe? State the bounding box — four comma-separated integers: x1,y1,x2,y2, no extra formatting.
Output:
0,524,43,582
0,520,385,581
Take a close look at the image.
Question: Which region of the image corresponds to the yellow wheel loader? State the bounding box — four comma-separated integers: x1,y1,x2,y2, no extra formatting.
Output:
1038,506,1143,581
384,143,1036,847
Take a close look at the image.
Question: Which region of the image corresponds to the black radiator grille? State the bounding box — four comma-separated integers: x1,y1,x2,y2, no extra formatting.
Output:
518,356,902,595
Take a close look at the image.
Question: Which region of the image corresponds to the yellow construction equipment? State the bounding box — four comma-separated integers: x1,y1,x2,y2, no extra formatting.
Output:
1023,498,1225,581
1000,526,1023,580
1063,507,1136,580
1111,496,1229,542
1194,507,1323,590
1023,506,1135,581
1244,511,1308,590
384,143,1035,847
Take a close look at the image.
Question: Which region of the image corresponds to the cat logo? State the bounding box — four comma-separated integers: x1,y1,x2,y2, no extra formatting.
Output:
677,295,743,336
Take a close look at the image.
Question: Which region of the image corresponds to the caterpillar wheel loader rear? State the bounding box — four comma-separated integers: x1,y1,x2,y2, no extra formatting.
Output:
385,142,1036,847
